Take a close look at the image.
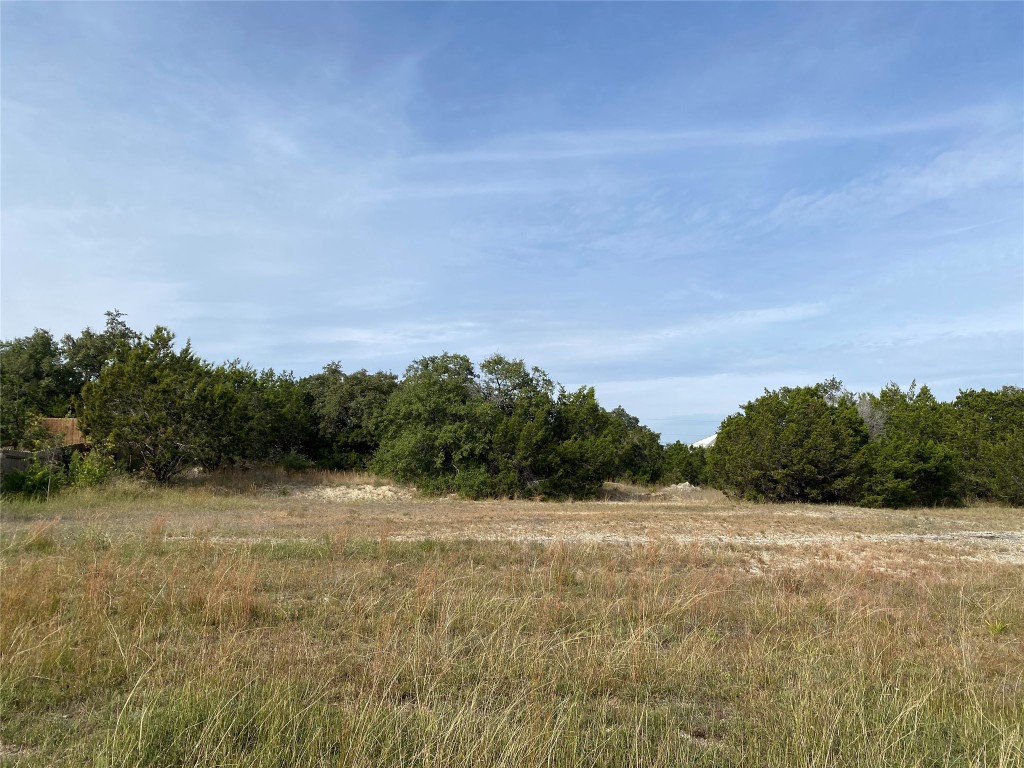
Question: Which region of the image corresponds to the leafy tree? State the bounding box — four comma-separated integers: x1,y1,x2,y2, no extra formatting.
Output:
708,379,868,502
479,355,557,496
0,329,76,447
951,387,1024,505
200,363,314,467
80,327,220,482
61,309,141,393
302,363,397,469
662,442,707,485
540,386,620,498
605,406,664,485
854,382,959,508
1,311,141,447
977,432,1024,506
252,369,315,462
480,355,552,412
372,353,494,495
370,353,632,499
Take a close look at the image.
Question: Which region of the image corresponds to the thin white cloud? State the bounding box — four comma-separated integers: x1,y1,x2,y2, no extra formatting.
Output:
327,176,592,205
305,321,487,350
408,104,1016,167
3,3,1020,426
762,137,1022,231
522,303,829,362
244,122,303,160
841,305,1023,350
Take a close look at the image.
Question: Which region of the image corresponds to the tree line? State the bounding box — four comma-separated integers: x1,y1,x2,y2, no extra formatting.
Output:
1,312,1019,506
0,312,689,498
710,378,1022,507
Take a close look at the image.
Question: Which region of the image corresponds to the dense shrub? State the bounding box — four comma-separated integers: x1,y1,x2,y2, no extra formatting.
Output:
68,449,115,487
371,355,643,499
853,383,959,508
855,437,958,508
708,380,868,503
708,380,1022,508
81,327,221,482
951,387,1024,505
662,442,707,485
1,457,64,498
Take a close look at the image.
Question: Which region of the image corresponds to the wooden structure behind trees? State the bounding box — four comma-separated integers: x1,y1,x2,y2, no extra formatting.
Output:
40,418,86,447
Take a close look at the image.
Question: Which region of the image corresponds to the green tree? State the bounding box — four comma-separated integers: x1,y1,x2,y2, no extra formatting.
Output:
662,442,707,485
708,379,867,502
540,386,620,499
253,369,315,463
951,387,1024,505
61,309,140,394
0,329,76,447
854,382,959,508
80,327,219,482
200,363,314,467
606,406,664,485
302,363,397,469
479,355,556,496
370,353,629,499
1,310,141,447
371,354,494,495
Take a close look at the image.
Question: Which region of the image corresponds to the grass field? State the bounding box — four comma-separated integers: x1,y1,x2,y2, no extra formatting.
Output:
2,472,1022,766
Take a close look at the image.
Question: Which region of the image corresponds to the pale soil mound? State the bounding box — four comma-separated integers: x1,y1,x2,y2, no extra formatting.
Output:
600,482,728,505
297,484,415,502
650,483,728,505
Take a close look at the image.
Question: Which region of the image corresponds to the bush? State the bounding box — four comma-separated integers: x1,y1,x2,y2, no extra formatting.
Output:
708,380,867,503
662,442,707,485
853,384,960,508
978,431,1024,506
279,450,315,472
856,438,958,508
80,327,221,482
951,387,1024,504
68,449,114,487
1,457,65,498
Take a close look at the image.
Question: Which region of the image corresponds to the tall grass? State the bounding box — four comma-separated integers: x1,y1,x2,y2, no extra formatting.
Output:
1,512,1021,766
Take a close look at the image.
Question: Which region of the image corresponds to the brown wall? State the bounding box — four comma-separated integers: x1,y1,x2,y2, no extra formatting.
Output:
40,418,85,446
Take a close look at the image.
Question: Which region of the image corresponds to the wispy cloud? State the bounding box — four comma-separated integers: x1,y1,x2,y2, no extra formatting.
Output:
2,3,1020,432
244,122,304,160
305,321,487,352
503,303,830,365
838,304,1024,351
761,135,1022,231
409,104,1014,166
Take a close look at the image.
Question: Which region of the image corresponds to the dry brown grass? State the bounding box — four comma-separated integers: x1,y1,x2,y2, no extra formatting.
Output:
1,474,1022,766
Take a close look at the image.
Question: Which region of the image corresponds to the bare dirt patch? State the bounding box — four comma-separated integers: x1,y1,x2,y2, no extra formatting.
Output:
158,494,1023,573
296,484,415,503
5,479,1020,574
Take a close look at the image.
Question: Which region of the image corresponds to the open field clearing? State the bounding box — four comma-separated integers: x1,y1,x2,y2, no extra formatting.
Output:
2,475,1022,766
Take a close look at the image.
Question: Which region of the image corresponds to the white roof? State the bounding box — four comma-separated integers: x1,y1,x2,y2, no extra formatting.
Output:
691,433,717,448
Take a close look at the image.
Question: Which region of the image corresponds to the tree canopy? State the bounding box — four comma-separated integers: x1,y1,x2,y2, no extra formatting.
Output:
80,327,218,482
708,380,867,503
1,312,1021,506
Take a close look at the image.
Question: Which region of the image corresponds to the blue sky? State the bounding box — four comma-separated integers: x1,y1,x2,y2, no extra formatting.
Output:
3,3,1022,442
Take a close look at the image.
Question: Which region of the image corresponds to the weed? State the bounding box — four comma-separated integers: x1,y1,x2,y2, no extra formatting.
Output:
987,618,1012,636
